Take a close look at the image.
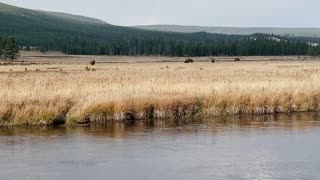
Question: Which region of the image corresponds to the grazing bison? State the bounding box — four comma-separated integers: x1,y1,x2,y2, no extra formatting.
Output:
90,60,96,66
210,58,216,63
234,58,241,62
185,58,194,63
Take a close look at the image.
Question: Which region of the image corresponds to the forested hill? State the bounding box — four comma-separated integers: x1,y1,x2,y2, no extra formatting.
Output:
134,25,320,38
0,2,319,56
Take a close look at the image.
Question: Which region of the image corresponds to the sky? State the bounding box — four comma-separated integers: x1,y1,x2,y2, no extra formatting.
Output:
1,0,319,28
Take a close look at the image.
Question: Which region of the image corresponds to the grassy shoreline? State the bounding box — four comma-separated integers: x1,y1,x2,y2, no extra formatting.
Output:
1,54,320,126
1,93,320,126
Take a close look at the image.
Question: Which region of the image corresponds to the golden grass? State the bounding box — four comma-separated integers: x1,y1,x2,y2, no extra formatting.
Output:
1,55,320,126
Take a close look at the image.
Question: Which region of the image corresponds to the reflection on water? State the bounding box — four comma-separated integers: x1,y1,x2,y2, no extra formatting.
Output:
1,112,320,180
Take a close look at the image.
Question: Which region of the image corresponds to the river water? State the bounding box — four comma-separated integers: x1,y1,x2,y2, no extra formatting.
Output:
1,113,320,180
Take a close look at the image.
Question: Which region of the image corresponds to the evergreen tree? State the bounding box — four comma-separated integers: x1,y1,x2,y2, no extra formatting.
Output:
308,46,320,57
0,37,3,59
25,45,31,51
40,46,48,53
4,37,19,63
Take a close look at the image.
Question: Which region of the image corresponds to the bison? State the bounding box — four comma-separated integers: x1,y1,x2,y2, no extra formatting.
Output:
210,58,216,63
90,60,96,66
234,58,241,62
185,58,194,63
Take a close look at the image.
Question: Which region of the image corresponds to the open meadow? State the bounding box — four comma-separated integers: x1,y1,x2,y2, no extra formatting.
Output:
1,51,320,126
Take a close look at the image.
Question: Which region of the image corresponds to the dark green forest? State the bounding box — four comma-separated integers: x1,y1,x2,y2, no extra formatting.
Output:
0,36,19,61
1,2,320,57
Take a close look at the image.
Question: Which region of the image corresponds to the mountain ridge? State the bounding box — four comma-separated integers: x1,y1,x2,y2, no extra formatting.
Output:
2,1,320,37
0,2,108,25
133,25,320,37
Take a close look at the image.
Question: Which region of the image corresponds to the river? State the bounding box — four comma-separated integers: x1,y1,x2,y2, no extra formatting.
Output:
1,113,320,180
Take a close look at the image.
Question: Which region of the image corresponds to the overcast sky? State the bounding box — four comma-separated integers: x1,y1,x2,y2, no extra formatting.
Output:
1,0,319,28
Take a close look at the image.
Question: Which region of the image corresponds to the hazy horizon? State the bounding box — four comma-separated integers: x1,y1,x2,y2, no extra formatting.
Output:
1,0,320,28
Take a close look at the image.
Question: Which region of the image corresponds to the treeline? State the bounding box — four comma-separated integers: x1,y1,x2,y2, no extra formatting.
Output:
36,34,312,56
0,37,19,62
2,34,320,57
307,46,320,56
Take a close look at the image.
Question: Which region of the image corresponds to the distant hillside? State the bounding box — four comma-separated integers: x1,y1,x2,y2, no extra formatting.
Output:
0,2,106,25
134,25,320,38
42,11,108,25
0,2,317,56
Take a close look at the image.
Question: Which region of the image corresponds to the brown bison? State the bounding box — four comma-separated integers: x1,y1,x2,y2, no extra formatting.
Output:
185,58,194,63
234,58,241,62
90,60,96,66
210,58,216,63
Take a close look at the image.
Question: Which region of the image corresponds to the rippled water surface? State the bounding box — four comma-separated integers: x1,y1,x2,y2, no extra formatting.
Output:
1,113,320,180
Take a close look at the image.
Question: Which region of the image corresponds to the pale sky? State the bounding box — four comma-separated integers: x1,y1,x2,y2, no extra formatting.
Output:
1,0,319,28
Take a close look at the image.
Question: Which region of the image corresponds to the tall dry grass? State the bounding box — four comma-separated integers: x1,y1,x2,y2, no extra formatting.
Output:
1,58,320,125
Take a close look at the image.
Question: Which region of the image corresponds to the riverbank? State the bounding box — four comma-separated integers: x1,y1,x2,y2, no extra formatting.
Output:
1,54,320,126
1,93,320,126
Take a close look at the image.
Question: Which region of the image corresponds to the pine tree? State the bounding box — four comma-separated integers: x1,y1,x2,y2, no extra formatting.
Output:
25,46,31,51
0,37,3,59
4,37,19,63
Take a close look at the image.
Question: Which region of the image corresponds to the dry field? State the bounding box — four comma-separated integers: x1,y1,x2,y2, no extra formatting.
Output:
1,51,320,126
